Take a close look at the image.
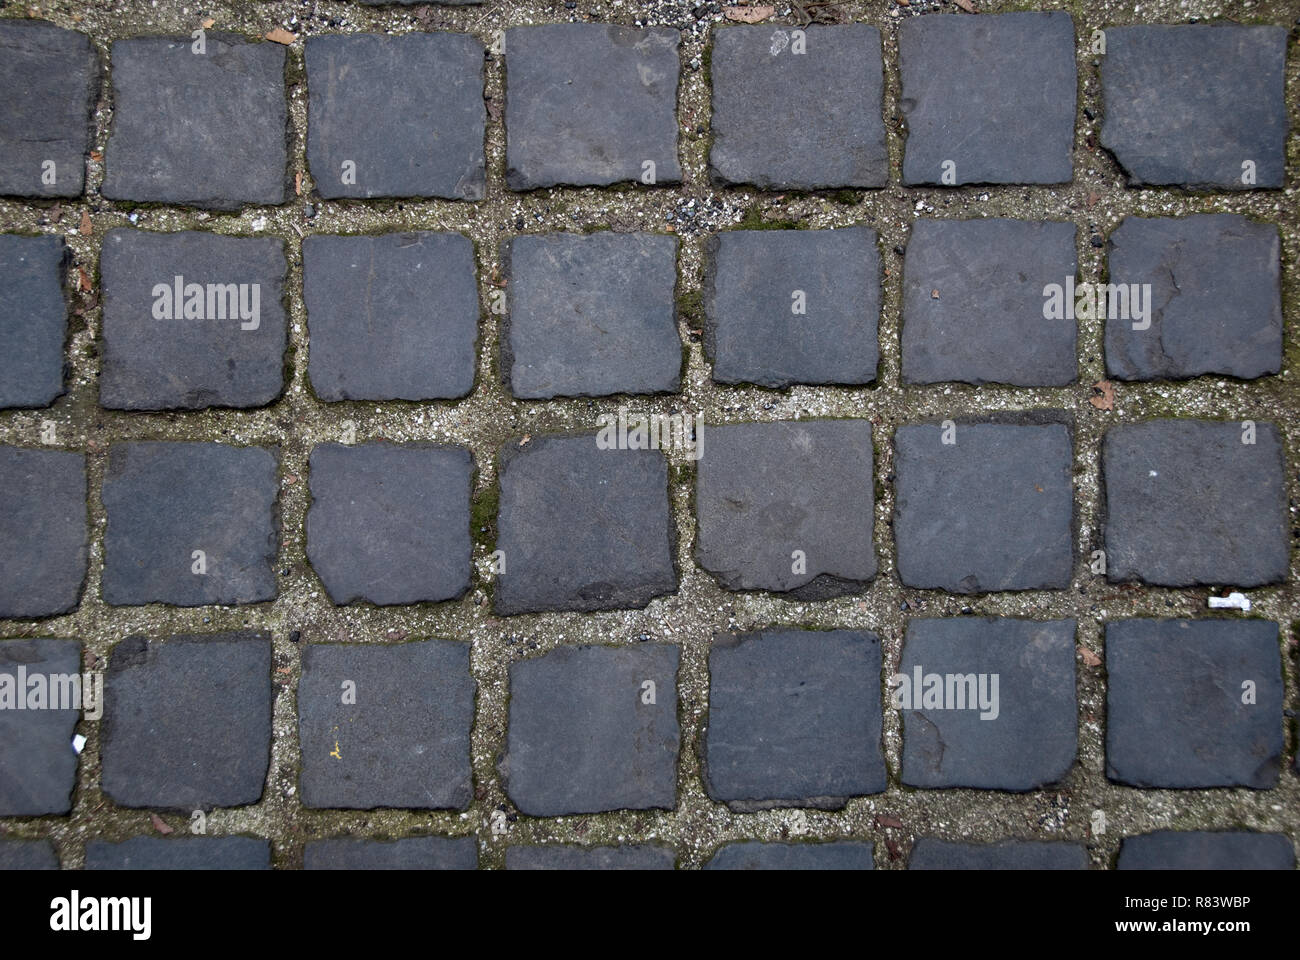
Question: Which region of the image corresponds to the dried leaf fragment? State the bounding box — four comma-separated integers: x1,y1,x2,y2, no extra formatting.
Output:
1089,379,1115,410
1078,645,1102,667
149,813,174,835
266,27,296,45
724,5,775,23
79,210,92,235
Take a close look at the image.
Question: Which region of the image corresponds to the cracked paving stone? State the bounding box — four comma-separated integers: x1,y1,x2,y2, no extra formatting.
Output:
501,644,679,816
493,434,676,615
0,638,81,816
1104,214,1282,382
306,33,485,201
0,235,68,409
704,228,880,387
1100,25,1288,190
299,639,474,810
0,840,58,869
902,219,1077,386
86,836,272,870
504,233,681,399
704,842,875,870
0,448,87,618
99,229,287,410
506,844,676,870
505,24,680,190
695,420,875,598
0,20,98,199
909,839,1087,870
900,618,1077,791
304,233,478,402
101,442,278,606
709,24,886,190
306,443,472,606
102,34,288,209
893,421,1073,593
305,837,478,870
100,632,272,810
1117,831,1295,870
1106,619,1283,789
704,629,885,810
900,12,1075,185
1102,420,1287,587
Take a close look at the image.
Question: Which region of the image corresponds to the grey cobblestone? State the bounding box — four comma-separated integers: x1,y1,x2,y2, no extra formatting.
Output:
85,836,272,870
305,836,478,870
0,448,86,618
0,235,68,409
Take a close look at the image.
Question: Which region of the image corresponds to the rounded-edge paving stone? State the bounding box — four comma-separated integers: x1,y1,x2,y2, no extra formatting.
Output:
908,839,1087,870
0,637,82,816
1116,831,1295,870
505,844,676,870
703,841,875,870
304,836,478,870
0,447,87,618
85,836,271,870
0,234,69,408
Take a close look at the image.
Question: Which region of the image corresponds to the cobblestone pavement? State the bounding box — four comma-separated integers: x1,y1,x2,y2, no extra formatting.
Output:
1,0,1299,871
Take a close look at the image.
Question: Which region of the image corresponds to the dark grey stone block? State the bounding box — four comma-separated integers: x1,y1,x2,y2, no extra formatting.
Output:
99,229,287,410
705,842,874,870
902,219,1077,386
299,640,474,810
504,233,680,398
101,442,278,606
306,33,485,201
704,228,880,387
501,644,679,816
1100,25,1288,189
0,638,81,816
900,12,1075,185
909,839,1087,870
900,618,1076,790
0,235,67,408
1102,420,1286,587
1117,831,1295,870
695,420,875,597
0,20,98,198
1104,215,1282,381
494,434,676,615
506,844,675,870
709,24,886,189
893,421,1073,593
0,448,86,618
306,837,478,870
0,839,58,870
100,632,272,810
1106,619,1283,789
306,443,472,606
505,24,680,190
304,233,478,402
86,836,271,870
102,35,288,208
705,629,885,810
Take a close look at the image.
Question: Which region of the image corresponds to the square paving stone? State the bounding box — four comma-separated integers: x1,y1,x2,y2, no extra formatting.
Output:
0,840,58,870
709,24,886,190
899,618,1077,790
1102,420,1286,587
494,434,676,615
901,219,1077,386
695,420,875,598
506,844,675,870
505,24,680,190
299,640,474,810
0,235,68,408
501,644,680,816
1105,215,1282,381
705,629,885,810
102,35,288,209
85,837,271,870
304,233,478,402
306,443,473,606
101,442,278,606
306,33,485,201
0,448,86,618
305,837,478,870
0,20,98,198
99,229,287,410
899,12,1075,185
1117,831,1295,871
1106,619,1283,789
704,228,880,387
0,638,82,816
893,421,1073,593
1100,25,1288,190
100,632,272,810
504,233,680,399
909,839,1087,870
704,842,874,870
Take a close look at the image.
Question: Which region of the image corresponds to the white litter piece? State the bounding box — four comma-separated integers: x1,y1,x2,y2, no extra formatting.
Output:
1208,592,1250,612
71,734,86,754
